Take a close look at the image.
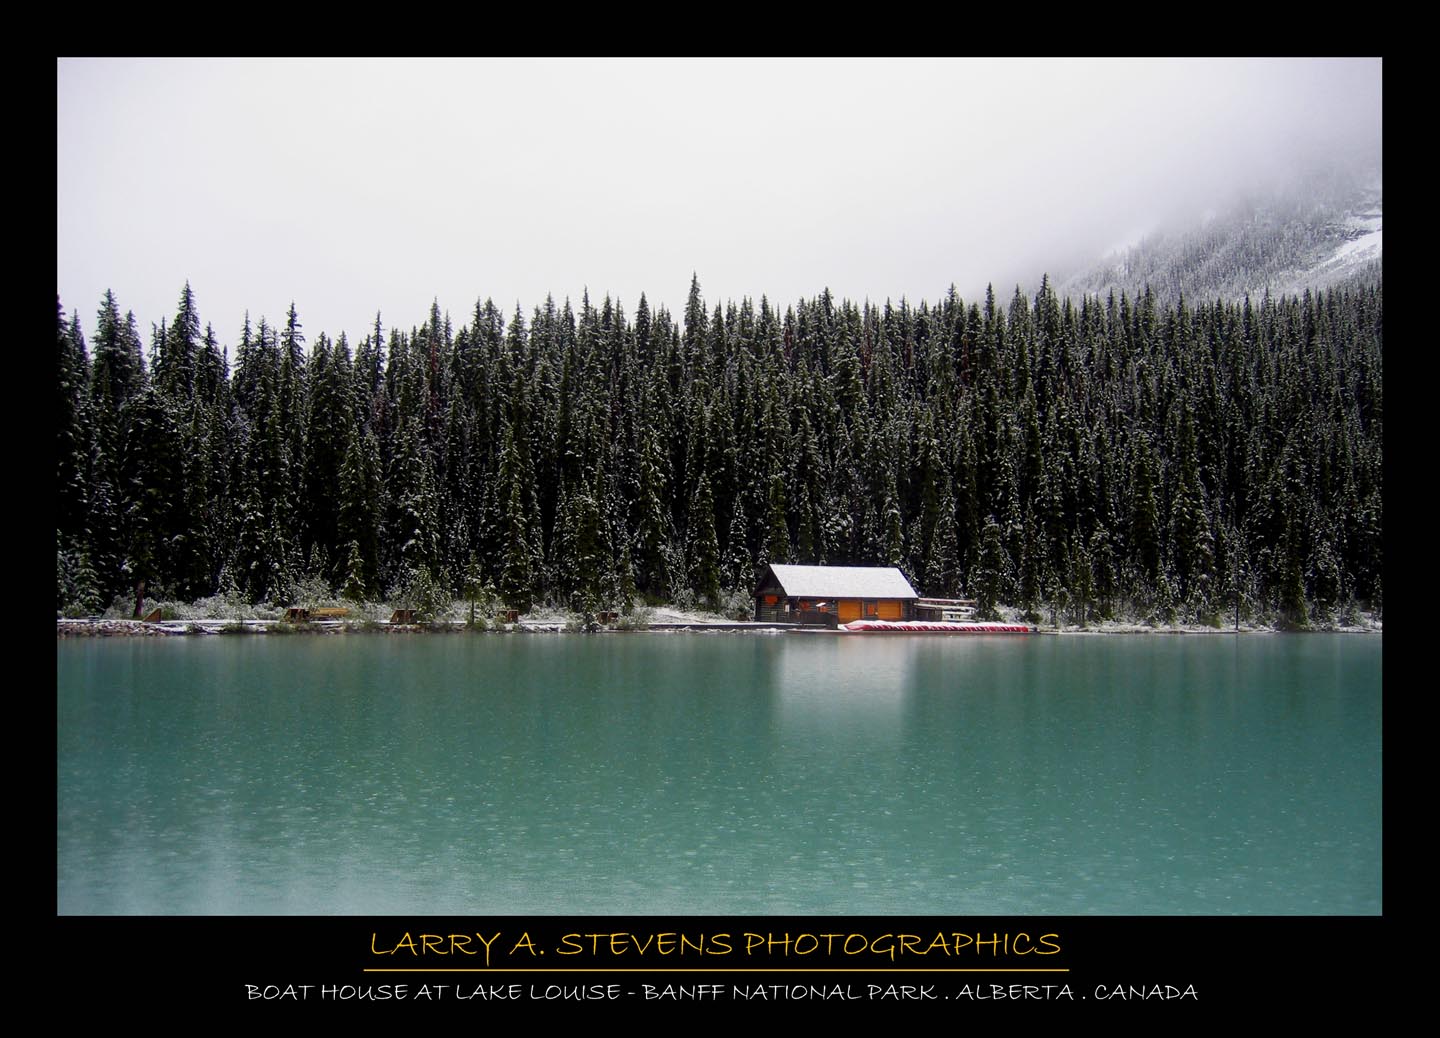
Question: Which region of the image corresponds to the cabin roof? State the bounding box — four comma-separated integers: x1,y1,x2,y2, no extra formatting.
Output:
761,564,918,600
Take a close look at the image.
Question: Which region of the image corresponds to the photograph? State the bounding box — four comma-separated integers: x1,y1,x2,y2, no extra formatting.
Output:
57,58,1381,969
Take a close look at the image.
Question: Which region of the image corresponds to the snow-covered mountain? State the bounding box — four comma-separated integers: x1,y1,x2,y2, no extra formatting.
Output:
1053,165,1382,304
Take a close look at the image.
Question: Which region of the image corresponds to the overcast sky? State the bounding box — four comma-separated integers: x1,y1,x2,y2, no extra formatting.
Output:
57,57,1381,349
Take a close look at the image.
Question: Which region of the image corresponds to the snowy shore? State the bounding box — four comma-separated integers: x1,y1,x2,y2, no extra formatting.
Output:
56,605,1381,638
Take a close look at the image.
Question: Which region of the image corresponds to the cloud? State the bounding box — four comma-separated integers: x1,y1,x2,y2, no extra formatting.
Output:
58,57,1381,344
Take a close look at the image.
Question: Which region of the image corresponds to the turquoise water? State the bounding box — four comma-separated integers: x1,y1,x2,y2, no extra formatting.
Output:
56,632,1381,915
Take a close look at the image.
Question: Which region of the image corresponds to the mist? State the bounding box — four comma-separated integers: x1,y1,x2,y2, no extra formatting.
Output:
57,57,1381,343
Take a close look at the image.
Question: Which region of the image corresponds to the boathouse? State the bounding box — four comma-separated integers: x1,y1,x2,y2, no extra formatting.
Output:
754,564,919,626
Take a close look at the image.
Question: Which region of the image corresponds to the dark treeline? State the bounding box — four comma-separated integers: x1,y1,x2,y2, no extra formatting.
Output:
56,274,1382,626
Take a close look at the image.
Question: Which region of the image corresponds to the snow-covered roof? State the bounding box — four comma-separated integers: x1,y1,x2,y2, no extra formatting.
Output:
763,564,918,600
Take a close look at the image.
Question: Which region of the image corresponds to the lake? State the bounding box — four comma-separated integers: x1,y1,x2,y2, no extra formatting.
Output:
56,631,1381,915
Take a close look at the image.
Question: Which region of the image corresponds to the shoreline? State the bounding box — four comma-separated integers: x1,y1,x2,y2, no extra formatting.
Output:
56,617,1382,638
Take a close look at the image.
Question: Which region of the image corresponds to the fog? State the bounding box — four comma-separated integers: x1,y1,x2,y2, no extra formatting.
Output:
57,57,1381,345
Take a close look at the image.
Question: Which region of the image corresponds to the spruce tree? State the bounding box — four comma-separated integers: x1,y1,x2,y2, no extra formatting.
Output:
57,300,91,547
337,427,382,600
975,517,1008,621
687,472,722,608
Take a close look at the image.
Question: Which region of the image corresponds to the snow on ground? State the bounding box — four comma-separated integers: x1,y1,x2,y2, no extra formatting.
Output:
1051,613,1380,634
1331,227,1382,263
58,608,1381,637
646,606,746,625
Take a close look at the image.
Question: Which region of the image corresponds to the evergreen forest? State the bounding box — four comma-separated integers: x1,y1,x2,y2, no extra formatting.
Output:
55,274,1383,627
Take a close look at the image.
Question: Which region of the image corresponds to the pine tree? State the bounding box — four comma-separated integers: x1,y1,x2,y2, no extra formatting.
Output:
340,539,370,602
1169,404,1215,609
687,471,722,608
57,300,91,547
631,418,671,598
118,386,185,596
388,415,438,587
301,331,352,579
491,422,534,611
1089,527,1118,620
722,497,751,592
497,477,533,612
91,291,146,418
337,425,382,600
764,471,791,565
974,517,1009,621
924,479,960,597
879,470,905,571
1130,435,1162,585
155,282,199,402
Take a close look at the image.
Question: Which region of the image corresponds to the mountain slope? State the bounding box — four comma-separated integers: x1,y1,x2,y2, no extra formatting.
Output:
1055,167,1382,304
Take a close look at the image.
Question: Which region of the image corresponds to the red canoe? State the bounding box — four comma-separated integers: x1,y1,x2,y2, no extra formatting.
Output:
840,619,1033,634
